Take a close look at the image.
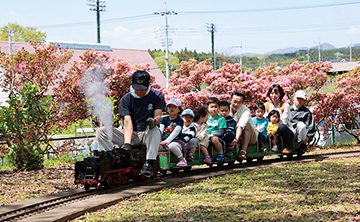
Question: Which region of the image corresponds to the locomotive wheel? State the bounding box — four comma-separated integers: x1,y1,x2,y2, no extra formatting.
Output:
286,154,293,159
151,170,158,178
160,169,167,176
105,174,114,186
170,168,180,175
228,161,235,166
297,152,303,159
256,157,264,162
207,163,213,168
246,157,253,163
84,184,90,192
184,166,192,172
217,162,224,167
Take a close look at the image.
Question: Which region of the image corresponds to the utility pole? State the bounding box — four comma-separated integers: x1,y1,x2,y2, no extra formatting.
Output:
350,41,352,62
231,44,242,73
263,53,266,67
2,24,13,55
155,3,177,89
88,0,106,43
240,43,242,73
318,39,321,62
206,23,216,69
307,49,310,63
8,28,12,55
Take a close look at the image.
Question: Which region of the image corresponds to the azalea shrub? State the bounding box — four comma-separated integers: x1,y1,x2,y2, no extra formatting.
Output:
56,49,162,128
312,66,360,143
0,43,73,170
167,58,331,110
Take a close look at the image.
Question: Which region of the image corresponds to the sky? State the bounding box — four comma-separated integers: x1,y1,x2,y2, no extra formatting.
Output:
1,0,360,55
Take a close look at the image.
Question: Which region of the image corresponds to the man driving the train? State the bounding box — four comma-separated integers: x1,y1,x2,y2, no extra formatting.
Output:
96,70,166,178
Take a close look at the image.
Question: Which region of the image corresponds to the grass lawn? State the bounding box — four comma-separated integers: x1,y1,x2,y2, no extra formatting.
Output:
74,156,360,222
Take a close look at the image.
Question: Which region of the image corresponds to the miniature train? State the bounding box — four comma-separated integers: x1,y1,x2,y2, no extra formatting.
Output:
74,137,305,191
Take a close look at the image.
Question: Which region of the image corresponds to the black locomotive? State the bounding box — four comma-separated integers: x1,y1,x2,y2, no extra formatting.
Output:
74,145,159,191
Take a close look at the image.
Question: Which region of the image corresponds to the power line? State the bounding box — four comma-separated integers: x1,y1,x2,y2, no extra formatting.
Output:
179,1,360,14
37,14,154,29
35,1,360,30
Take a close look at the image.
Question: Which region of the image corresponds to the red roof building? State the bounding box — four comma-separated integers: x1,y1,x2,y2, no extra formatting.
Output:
0,40,166,86
0,41,165,105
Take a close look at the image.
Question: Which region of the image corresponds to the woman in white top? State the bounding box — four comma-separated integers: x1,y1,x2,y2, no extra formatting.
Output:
264,84,294,153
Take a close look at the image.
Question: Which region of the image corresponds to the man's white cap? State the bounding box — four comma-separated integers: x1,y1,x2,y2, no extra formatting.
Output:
295,90,307,100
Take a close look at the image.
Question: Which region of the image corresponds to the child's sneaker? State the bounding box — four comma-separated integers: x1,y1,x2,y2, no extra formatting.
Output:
187,154,194,162
271,145,278,151
215,153,225,162
203,156,211,164
176,158,187,167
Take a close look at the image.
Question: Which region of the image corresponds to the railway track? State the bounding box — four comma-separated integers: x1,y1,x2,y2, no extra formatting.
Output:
1,150,359,222
0,189,96,222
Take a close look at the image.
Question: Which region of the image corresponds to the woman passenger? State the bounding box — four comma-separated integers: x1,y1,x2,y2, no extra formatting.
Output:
264,84,294,154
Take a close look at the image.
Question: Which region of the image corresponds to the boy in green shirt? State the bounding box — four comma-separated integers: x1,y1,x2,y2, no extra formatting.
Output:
207,97,227,162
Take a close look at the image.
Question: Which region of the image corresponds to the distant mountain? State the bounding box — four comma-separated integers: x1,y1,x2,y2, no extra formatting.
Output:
243,52,258,56
266,46,308,55
310,42,336,50
231,42,348,57
232,52,258,57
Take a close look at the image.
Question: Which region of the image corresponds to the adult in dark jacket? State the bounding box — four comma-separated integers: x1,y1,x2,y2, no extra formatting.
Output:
289,90,315,146
96,70,166,178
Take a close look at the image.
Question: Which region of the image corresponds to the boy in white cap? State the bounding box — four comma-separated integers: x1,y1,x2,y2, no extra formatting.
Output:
289,90,315,149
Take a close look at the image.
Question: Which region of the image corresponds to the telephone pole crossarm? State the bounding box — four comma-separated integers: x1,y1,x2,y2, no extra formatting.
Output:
88,0,106,43
155,3,177,89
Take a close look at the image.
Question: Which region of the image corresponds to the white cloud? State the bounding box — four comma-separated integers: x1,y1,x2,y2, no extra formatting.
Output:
102,25,159,48
347,26,360,34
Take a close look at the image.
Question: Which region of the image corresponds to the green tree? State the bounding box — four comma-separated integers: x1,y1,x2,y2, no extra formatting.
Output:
0,23,46,43
149,50,179,76
0,83,53,170
0,43,73,170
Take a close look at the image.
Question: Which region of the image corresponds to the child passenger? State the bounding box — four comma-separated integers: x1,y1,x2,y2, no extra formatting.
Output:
181,109,197,162
267,110,281,151
159,98,187,167
251,102,268,151
207,97,227,162
193,106,212,164
219,101,237,157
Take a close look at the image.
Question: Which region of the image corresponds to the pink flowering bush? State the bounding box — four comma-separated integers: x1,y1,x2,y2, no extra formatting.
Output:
166,58,360,144
167,59,331,111
0,43,73,170
56,49,162,127
312,66,360,143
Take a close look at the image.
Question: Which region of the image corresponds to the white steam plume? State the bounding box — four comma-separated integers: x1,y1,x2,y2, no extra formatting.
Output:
80,65,113,145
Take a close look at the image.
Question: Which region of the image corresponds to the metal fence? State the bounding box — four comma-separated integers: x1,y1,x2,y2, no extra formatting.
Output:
0,135,96,165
